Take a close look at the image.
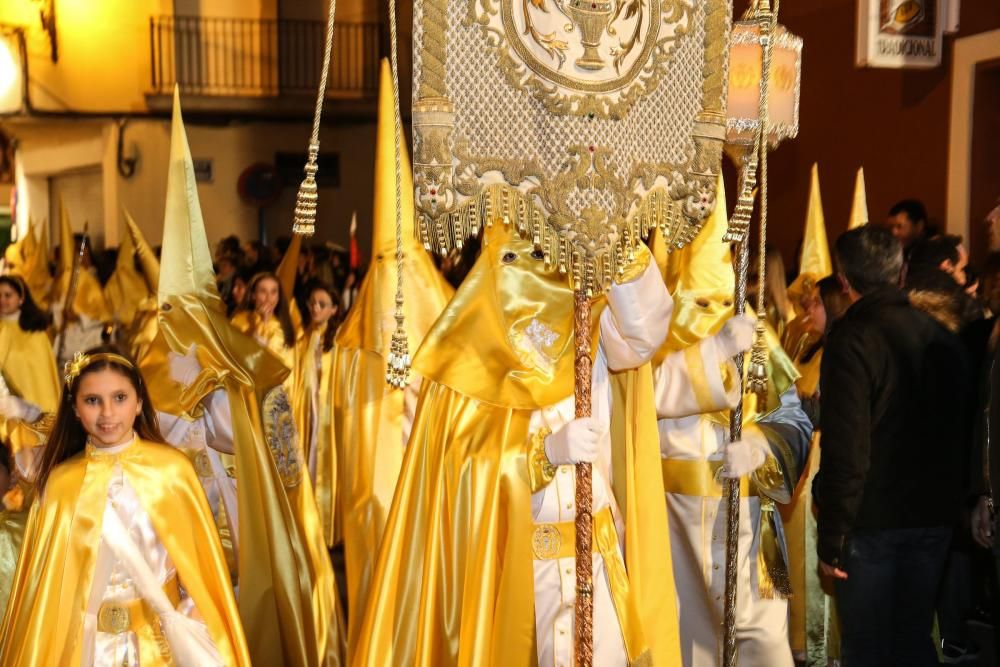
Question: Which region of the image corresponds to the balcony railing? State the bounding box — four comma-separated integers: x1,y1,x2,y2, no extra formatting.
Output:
149,16,380,98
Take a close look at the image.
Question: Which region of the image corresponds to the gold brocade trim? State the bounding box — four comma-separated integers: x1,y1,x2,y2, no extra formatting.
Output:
526,426,556,493
262,387,304,488
418,181,684,295
757,497,792,600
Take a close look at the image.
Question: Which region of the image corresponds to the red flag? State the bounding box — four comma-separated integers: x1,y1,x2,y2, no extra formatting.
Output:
349,212,360,269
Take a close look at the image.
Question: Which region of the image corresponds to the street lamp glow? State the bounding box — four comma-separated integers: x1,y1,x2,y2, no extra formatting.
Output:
0,37,16,97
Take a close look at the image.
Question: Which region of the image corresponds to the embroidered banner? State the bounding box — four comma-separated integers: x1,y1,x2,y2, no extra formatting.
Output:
411,0,730,293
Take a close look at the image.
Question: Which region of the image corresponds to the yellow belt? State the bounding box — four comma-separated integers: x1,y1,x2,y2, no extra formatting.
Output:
531,506,650,664
660,458,757,497
531,506,615,561
97,576,182,635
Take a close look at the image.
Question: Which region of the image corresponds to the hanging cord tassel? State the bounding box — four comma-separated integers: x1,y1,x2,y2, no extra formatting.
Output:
385,0,411,389
293,0,339,236
747,0,776,403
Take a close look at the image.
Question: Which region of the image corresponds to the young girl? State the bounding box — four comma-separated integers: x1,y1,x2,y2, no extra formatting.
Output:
0,275,60,611
230,272,299,370
293,281,341,546
0,346,249,666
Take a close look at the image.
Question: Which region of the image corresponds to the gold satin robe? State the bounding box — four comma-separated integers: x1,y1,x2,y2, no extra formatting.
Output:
352,232,679,667
0,439,250,666
292,325,338,546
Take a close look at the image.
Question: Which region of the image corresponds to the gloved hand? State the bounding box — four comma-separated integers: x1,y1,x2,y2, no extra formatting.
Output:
714,313,757,359
168,345,202,388
0,395,41,423
544,417,607,465
720,428,769,479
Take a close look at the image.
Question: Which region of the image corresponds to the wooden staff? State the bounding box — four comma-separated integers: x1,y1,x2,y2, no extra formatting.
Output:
573,289,594,665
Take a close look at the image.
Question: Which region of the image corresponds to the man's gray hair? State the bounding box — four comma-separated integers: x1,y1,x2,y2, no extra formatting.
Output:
835,225,903,295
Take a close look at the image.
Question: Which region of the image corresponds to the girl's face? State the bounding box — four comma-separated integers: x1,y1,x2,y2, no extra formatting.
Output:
74,368,142,448
253,277,280,315
231,277,248,306
0,283,24,317
308,289,338,327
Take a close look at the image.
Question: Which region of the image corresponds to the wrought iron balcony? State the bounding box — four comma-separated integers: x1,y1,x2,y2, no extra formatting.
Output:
149,15,380,101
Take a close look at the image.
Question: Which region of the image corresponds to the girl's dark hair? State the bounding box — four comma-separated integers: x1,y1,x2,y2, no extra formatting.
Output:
239,272,296,348
304,280,342,352
0,275,51,332
35,345,165,492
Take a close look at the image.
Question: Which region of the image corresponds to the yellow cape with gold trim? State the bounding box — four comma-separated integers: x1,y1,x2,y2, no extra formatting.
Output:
0,320,59,414
0,439,250,666
352,225,679,666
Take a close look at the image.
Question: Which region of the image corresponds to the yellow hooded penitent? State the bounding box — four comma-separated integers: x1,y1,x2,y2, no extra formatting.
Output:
787,164,832,306
125,209,160,291
49,200,110,324
104,213,154,328
352,219,680,666
848,166,869,230
149,87,344,666
20,221,52,311
119,210,161,361
658,173,798,413
661,172,735,354
332,57,455,655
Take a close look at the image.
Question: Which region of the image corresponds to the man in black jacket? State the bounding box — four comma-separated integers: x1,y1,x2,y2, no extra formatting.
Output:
815,225,969,667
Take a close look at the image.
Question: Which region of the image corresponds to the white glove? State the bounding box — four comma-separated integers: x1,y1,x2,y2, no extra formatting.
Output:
714,314,757,359
0,395,41,423
544,417,607,465
168,345,202,388
721,428,769,478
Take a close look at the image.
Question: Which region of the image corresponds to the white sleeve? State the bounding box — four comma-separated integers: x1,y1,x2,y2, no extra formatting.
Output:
203,389,235,455
653,336,741,419
600,262,673,371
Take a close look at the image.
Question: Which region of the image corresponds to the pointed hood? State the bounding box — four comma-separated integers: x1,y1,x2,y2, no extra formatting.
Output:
275,232,304,330
104,214,152,326
787,164,832,306
371,58,418,255
158,90,224,311
412,221,585,409
335,60,453,360
155,87,287,394
18,220,52,309
798,164,831,280
50,204,110,323
57,198,74,275
848,167,869,230
662,172,735,353
125,209,160,292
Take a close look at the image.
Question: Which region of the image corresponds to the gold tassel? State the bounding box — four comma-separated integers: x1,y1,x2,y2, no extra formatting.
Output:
292,143,320,236
746,319,769,402
756,497,792,600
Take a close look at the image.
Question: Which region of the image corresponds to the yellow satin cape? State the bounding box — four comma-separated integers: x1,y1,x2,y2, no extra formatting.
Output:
0,320,60,414
351,365,678,667
352,224,679,666
0,439,250,665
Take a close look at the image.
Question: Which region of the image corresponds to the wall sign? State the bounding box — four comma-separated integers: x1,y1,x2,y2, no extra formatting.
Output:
856,0,945,69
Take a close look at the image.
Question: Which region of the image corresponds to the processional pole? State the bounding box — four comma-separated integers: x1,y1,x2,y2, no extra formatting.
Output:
720,0,802,664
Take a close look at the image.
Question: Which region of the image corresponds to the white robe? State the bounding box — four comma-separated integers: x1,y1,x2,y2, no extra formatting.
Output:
156,389,239,566
530,262,671,667
654,339,810,667
82,443,213,666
